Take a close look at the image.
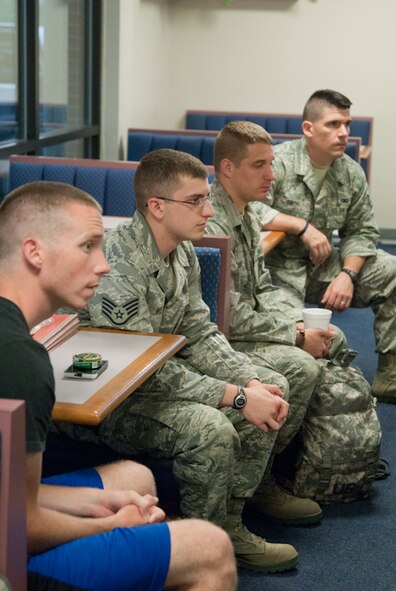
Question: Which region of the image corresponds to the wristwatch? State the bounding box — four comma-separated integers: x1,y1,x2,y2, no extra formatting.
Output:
233,386,247,410
340,267,359,284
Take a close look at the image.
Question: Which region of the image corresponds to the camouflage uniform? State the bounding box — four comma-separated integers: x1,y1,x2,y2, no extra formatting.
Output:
255,137,396,356
60,211,289,525
207,180,381,500
206,180,357,453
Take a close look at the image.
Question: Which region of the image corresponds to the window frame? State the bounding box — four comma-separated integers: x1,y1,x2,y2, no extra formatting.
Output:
0,0,101,160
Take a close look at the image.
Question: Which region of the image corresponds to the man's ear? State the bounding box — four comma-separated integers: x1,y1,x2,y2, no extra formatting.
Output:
302,120,313,138
220,158,234,179
22,237,43,269
146,197,165,220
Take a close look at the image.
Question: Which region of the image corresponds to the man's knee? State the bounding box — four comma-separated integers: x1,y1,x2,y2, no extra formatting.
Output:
167,519,237,589
199,521,237,587
183,406,241,455
286,348,320,387
97,459,156,495
254,367,290,401
190,519,235,566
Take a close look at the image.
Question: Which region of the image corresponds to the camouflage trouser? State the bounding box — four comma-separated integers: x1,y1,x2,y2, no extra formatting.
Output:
269,249,396,355
232,341,319,453
232,336,367,491
62,363,289,526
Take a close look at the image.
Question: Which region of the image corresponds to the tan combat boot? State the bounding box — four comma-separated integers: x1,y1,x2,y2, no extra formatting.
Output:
372,353,396,403
250,479,323,526
224,515,298,573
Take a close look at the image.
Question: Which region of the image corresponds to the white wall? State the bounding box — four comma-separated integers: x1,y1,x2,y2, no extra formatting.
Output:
102,0,172,160
103,0,396,230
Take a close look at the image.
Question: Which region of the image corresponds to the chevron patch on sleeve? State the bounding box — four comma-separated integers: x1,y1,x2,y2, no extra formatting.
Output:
102,295,139,326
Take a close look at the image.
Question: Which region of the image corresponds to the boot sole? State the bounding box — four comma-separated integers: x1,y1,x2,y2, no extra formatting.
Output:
263,510,323,527
236,554,299,573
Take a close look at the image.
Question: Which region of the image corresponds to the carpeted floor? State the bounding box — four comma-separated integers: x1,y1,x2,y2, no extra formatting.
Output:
237,242,396,591
239,402,395,591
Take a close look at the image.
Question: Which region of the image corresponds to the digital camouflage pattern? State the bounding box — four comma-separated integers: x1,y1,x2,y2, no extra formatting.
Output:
207,180,308,338
207,180,319,451
207,179,381,501
290,360,381,503
59,211,289,524
254,137,396,355
207,180,349,451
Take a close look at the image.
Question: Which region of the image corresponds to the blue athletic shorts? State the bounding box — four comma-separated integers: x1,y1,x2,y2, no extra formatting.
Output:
28,468,171,591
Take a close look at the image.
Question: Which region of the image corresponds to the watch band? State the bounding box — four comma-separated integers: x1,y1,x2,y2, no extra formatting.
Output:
296,220,309,238
340,267,359,284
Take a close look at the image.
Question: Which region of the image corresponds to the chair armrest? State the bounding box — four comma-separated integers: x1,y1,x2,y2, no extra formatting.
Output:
260,230,286,255
0,400,26,591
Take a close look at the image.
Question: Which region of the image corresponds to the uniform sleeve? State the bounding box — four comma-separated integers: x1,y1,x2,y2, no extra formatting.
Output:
206,216,297,345
228,252,297,345
251,200,280,227
337,166,379,260
86,262,257,408
87,266,159,333
175,248,260,385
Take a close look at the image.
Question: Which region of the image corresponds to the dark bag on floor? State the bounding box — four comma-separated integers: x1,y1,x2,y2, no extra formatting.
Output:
290,361,381,503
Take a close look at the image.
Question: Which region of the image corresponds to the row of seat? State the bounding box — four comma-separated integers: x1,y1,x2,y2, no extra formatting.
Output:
185,108,373,179
0,102,67,123
8,155,285,334
127,127,362,168
8,155,230,336
0,102,68,144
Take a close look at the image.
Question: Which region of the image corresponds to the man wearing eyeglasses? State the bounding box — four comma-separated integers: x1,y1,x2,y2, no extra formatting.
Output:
58,148,328,574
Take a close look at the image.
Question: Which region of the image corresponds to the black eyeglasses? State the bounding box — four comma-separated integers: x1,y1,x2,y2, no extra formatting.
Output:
153,195,212,209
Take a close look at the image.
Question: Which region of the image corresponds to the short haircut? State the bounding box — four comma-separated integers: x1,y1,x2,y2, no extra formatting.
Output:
214,121,272,173
303,89,352,122
134,148,208,212
0,180,101,265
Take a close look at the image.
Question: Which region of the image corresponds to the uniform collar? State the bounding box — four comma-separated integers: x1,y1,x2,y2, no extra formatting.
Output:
132,211,189,273
294,137,346,190
210,179,258,248
211,178,244,230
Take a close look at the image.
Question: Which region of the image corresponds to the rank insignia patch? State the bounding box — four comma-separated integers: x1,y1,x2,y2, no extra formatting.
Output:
102,296,139,326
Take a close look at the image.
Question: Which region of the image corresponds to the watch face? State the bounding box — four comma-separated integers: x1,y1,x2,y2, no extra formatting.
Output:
234,393,247,409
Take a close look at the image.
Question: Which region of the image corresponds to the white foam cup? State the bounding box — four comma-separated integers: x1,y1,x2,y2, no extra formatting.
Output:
302,308,332,330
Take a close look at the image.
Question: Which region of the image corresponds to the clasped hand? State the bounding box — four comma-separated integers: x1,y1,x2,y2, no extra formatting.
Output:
87,489,165,527
242,380,289,433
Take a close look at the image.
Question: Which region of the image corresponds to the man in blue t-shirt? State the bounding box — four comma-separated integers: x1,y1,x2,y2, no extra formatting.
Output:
0,180,236,591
